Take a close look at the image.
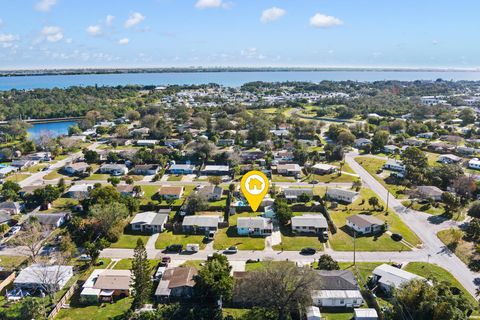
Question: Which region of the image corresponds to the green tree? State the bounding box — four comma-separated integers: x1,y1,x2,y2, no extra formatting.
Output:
459,108,476,125
89,202,129,241
32,184,61,207
442,192,461,216
185,193,209,215
368,196,379,210
107,176,121,186
19,297,45,320
83,149,99,163
401,147,428,185
274,198,292,226
371,130,389,153
317,254,340,270
208,176,222,186
194,253,233,303
1,180,21,200
131,239,152,310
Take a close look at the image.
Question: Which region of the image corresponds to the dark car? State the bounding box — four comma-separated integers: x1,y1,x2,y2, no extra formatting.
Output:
300,247,316,255
391,233,403,241
165,244,183,253
159,256,171,267
310,180,319,184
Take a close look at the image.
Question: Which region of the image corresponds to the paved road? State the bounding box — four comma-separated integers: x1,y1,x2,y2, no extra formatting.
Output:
345,151,480,297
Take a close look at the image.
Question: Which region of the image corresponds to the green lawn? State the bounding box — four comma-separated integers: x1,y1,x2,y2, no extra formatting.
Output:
223,308,249,319
404,262,477,308
302,172,357,183
167,175,183,181
56,297,133,320
272,225,324,251
84,173,110,180
271,174,296,182
27,163,48,173
337,262,384,286
112,259,158,272
245,260,295,271
401,200,446,215
213,212,266,251
110,233,152,249
43,169,72,180
437,229,475,265
155,230,206,250
5,173,30,182
328,188,421,251
139,184,195,206
355,156,409,198
322,309,355,320
0,256,27,270
180,260,204,270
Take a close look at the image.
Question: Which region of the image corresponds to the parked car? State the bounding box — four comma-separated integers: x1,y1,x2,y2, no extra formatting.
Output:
205,231,215,241
78,254,92,261
185,244,199,253
160,256,171,267
321,231,329,241
310,180,319,184
224,246,238,254
300,247,316,255
6,226,21,237
391,233,403,241
154,266,166,281
165,244,183,253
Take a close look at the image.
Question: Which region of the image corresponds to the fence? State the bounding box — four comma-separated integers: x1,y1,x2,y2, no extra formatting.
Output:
47,281,79,319
0,271,15,293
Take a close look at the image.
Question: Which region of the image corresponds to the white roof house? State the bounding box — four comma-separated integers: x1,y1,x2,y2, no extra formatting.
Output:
306,306,321,320
372,264,425,293
291,214,328,234
14,265,73,291
469,158,480,170
354,308,378,320
130,211,169,233
326,188,359,203
182,215,221,229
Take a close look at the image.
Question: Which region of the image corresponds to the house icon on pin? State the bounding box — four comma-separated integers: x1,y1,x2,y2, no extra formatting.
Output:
248,178,262,191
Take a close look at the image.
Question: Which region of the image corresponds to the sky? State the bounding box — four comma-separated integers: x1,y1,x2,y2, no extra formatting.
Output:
0,0,479,69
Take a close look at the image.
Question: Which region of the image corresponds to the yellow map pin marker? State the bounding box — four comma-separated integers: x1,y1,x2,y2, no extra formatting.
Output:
240,170,269,212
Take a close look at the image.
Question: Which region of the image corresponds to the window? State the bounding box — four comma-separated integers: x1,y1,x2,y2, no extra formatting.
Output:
340,300,344,304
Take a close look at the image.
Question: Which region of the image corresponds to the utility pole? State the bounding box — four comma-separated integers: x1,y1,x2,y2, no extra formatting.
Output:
353,230,356,266
386,189,390,213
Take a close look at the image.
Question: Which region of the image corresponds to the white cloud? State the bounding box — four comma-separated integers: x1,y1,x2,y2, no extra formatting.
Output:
86,25,102,36
195,0,232,9
35,0,58,12
41,26,63,42
105,15,115,26
0,33,18,48
309,13,343,28
124,12,145,28
260,7,286,23
432,39,439,45
118,38,129,45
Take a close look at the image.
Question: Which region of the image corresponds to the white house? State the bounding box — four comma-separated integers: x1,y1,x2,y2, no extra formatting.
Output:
354,309,378,320
384,145,399,154
383,159,405,172
130,211,169,233
237,217,273,236
158,186,184,200
326,188,359,203
198,185,223,201
99,163,128,176
64,162,90,175
372,264,426,294
438,154,462,164
469,158,480,170
136,140,159,147
66,184,94,200
283,188,314,202
312,163,336,175
276,164,302,177
14,265,73,292
346,215,385,235
306,306,322,320
291,214,328,235
354,138,372,149
201,165,230,176
311,270,363,308
417,132,435,139
182,215,221,234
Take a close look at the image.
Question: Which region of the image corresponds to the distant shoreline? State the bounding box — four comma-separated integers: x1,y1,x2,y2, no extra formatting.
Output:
2,67,480,77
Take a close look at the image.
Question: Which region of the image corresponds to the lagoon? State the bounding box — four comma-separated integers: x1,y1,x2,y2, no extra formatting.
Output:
2,71,480,90
27,121,77,139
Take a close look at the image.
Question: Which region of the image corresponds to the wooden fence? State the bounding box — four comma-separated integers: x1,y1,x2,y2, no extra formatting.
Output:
0,271,15,293
47,281,79,319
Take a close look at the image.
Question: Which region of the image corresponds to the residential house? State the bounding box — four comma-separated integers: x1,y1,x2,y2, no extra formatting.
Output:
404,138,424,147
326,188,359,204
274,150,295,162
270,129,290,137
346,215,385,235
155,267,197,301
354,309,378,320
30,212,68,229
198,185,223,201
469,158,480,170
182,215,221,234
14,265,73,292
201,165,230,176
354,138,372,149
0,201,23,215
132,164,160,175
81,269,132,303
63,162,90,175
99,163,128,176
217,139,235,147
457,146,475,156
158,186,184,200
306,306,322,320
311,270,364,308
428,141,456,153
237,217,273,236
263,205,275,218
130,127,150,137
417,132,435,139
0,166,18,178
384,145,399,154
19,185,43,197
130,211,169,233
116,184,141,197
276,164,302,177
66,184,94,200
371,264,426,294
438,154,462,164
240,150,265,161
136,140,158,147
164,139,184,148
412,185,443,201
291,214,328,235
383,159,406,172
168,163,196,175
25,152,52,162
312,163,336,175
283,188,314,202
0,211,12,227
11,159,36,170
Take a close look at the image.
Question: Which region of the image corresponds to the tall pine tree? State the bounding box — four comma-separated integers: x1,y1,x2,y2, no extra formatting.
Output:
131,238,152,309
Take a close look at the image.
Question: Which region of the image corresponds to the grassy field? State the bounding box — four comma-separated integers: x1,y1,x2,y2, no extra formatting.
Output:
27,163,48,173
437,229,475,265
112,259,158,272
271,174,296,182
404,262,477,307
155,230,206,250
84,173,111,180
43,169,72,180
302,172,357,183
139,184,195,206
272,224,324,251
110,233,152,249
223,308,249,319
355,156,409,198
245,260,295,271
167,175,183,181
180,260,204,270
56,297,132,320
214,212,266,251
328,188,421,251
5,173,30,182
0,256,27,269
401,200,446,215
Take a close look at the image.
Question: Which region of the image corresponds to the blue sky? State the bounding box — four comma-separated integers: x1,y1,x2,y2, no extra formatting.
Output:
0,0,479,69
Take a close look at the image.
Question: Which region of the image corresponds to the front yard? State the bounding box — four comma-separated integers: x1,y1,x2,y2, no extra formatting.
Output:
272,224,324,251
437,229,476,265
328,188,421,251
110,232,151,249
213,212,266,251
155,230,206,250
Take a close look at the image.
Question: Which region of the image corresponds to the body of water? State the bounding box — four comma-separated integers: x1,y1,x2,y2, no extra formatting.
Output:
27,121,77,139
2,71,480,90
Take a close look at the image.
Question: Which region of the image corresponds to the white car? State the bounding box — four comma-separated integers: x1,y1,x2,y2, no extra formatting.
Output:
78,254,92,261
